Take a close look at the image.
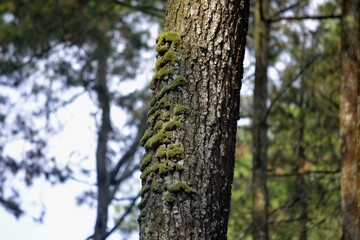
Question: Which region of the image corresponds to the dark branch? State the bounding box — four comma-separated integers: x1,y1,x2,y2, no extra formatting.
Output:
273,2,303,17
113,0,164,18
268,169,340,178
269,14,341,23
108,112,147,186
264,56,319,120
103,194,140,240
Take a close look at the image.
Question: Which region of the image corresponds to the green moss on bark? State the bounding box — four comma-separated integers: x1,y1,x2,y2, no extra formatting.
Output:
163,192,176,204
140,154,152,171
163,120,184,131
150,66,175,90
155,146,167,159
155,31,182,55
168,181,197,194
144,130,172,150
155,50,179,69
140,128,152,146
167,144,185,159
173,105,189,115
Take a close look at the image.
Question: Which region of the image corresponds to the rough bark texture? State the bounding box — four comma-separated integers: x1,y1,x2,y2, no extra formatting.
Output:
358,1,360,235
252,0,269,239
94,47,111,240
138,1,249,239
341,0,359,239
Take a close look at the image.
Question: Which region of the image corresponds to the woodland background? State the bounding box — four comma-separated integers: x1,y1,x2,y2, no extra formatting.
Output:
0,0,348,239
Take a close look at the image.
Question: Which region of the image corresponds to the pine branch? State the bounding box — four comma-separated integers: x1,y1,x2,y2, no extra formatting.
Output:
264,56,319,120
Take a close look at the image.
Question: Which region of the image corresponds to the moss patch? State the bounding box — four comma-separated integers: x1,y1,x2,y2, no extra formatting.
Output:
168,181,197,194
150,66,175,90
163,192,176,204
167,144,185,159
173,105,189,115
140,128,152,146
154,120,164,132
155,146,166,159
155,50,179,69
144,130,172,150
151,179,163,193
140,154,152,171
155,31,182,55
163,120,184,131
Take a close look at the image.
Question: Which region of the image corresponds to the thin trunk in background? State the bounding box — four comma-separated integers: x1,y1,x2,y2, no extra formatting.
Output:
138,0,250,239
94,44,111,240
296,87,308,240
340,0,359,239
252,0,269,239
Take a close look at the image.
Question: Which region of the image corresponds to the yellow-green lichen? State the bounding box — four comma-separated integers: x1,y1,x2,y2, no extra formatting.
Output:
140,128,152,146
140,154,152,171
150,66,175,90
155,146,166,159
144,130,172,150
167,144,185,159
173,105,189,115
163,192,176,204
155,31,182,55
163,120,184,131
168,181,197,194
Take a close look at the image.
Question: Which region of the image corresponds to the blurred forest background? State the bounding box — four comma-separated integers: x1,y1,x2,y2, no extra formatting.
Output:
0,0,350,239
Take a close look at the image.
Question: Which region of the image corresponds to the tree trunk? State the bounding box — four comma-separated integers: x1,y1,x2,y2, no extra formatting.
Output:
296,89,307,240
138,1,249,239
252,0,269,239
94,45,111,240
340,0,359,239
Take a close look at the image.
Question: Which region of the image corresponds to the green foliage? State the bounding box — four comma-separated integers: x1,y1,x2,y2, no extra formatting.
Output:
228,1,342,239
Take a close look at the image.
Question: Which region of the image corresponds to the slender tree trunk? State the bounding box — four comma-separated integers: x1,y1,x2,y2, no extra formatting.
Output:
138,0,249,239
296,89,307,240
358,9,360,236
340,0,359,239
94,46,111,240
252,0,269,239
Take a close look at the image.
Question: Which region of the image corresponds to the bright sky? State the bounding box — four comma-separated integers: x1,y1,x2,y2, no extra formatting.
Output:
1,92,139,240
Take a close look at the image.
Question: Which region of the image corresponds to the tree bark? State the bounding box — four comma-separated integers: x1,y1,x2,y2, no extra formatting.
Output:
252,0,269,239
138,0,249,239
94,45,111,240
340,0,359,239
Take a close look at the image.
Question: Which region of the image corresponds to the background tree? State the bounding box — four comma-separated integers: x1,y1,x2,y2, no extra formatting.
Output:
138,0,250,239
252,0,270,238
340,0,359,239
0,0,166,238
229,0,343,239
